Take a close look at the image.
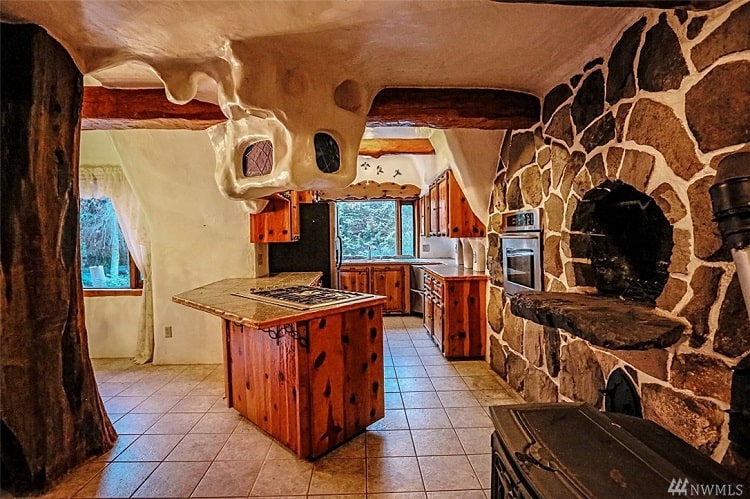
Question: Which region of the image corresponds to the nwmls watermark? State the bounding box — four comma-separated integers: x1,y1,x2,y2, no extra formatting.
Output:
668,478,745,497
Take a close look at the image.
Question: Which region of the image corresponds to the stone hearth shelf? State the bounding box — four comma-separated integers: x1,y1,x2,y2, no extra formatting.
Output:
509,292,686,350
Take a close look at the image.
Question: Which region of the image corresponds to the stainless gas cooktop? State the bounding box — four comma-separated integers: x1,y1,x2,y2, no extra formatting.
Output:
232,285,368,310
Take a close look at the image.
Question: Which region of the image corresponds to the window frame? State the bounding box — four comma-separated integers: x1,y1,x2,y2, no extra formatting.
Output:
79,196,143,297
83,254,142,297
336,197,418,259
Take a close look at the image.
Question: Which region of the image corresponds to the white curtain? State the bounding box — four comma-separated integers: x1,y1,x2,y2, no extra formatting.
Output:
80,165,154,364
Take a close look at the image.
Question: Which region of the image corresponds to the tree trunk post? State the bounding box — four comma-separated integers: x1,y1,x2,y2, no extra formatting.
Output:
1,24,116,495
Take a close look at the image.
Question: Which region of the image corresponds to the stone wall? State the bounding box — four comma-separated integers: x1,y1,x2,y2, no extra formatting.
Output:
486,0,750,473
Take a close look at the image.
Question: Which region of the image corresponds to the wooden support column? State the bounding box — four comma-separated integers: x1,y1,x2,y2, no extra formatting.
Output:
0,24,116,494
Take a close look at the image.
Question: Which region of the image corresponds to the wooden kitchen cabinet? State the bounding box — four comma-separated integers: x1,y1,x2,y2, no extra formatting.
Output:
423,273,434,342
429,184,440,236
249,190,313,243
173,273,386,459
423,266,486,358
225,305,384,458
425,170,485,238
420,194,431,237
371,266,408,314
338,265,370,294
338,263,410,314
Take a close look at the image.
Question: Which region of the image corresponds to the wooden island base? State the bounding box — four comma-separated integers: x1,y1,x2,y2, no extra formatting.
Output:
224,305,384,459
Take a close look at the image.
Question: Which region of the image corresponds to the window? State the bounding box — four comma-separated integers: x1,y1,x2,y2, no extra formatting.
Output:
336,199,417,259
80,197,141,295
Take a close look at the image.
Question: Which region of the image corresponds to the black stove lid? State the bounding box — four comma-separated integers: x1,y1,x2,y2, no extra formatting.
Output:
490,403,741,499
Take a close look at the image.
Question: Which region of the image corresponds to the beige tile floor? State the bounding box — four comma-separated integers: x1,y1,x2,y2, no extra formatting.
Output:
27,316,524,498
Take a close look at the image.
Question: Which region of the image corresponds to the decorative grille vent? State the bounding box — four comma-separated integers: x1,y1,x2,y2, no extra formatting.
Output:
314,133,340,173
242,140,273,177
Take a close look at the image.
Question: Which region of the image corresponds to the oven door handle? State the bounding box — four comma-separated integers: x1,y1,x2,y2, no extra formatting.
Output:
499,232,542,239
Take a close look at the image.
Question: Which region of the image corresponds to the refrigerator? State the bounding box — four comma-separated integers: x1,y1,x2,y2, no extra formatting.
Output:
268,202,341,288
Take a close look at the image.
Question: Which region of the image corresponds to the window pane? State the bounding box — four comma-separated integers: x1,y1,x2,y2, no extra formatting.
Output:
400,203,415,256
80,197,131,288
336,201,396,259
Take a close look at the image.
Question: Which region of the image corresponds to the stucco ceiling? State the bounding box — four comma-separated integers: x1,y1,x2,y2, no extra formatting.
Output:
0,0,644,105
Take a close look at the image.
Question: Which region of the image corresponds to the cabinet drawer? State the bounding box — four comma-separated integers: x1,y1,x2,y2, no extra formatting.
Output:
432,280,444,300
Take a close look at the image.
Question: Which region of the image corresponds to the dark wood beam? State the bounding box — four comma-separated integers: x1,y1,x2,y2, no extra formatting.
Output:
82,86,540,131
359,138,435,158
490,0,730,9
81,87,225,130
367,88,540,130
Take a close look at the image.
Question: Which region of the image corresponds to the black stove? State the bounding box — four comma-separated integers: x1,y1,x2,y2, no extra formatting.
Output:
233,285,369,310
489,403,743,499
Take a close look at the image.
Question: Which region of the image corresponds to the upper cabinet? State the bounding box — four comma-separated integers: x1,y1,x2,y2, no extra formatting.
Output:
249,191,314,243
421,170,485,238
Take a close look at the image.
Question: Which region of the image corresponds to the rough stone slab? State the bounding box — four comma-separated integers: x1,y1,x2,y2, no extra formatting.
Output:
509,291,685,350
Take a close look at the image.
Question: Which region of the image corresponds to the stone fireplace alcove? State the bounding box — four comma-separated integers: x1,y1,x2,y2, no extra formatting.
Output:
486,1,750,477
571,180,673,303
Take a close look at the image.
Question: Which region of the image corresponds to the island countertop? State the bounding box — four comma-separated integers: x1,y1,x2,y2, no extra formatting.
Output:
172,272,387,330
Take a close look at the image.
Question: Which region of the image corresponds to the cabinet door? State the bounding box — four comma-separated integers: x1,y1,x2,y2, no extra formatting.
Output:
423,293,434,335
338,268,370,293
445,171,486,238
431,276,445,351
249,191,301,243
429,184,439,236
421,195,431,237
437,175,449,237
423,274,433,334
433,302,444,352
442,278,487,358
371,267,405,313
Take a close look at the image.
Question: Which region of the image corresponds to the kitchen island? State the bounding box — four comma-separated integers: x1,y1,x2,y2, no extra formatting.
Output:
173,272,386,459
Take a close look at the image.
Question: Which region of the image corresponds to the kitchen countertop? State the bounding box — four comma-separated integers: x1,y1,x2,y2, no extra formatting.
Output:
172,272,386,329
341,257,454,265
421,264,489,280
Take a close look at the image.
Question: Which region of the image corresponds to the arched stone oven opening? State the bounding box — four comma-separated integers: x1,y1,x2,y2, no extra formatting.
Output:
602,368,642,418
571,180,674,304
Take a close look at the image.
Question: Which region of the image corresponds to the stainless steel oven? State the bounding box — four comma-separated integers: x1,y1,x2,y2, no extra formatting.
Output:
500,208,543,295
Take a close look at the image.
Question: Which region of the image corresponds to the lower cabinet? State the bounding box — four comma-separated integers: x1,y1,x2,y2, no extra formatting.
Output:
338,263,410,314
338,266,370,294
223,304,384,458
423,269,486,358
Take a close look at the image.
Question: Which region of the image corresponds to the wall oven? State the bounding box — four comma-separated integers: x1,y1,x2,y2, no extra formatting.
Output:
500,208,544,295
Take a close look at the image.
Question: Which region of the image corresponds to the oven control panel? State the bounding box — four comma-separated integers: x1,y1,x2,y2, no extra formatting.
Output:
502,208,544,232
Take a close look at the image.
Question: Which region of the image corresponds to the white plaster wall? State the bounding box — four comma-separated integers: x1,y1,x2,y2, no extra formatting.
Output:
420,236,457,259
108,130,256,364
354,154,431,187
80,131,142,358
84,296,141,358
81,130,122,165
431,129,506,226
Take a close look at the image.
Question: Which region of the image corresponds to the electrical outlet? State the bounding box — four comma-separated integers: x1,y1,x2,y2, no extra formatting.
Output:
164,326,172,338
422,244,430,252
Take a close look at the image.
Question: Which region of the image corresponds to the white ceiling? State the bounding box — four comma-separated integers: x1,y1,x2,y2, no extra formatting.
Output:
1,0,644,105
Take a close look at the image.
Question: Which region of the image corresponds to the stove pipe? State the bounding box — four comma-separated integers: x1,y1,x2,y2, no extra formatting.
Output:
710,152,750,316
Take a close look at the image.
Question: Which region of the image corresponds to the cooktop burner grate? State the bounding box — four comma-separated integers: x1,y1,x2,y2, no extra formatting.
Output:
233,285,368,310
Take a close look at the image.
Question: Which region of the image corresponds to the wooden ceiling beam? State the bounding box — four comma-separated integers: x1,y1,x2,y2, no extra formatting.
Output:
490,0,730,9
358,138,435,158
367,88,540,130
82,86,541,131
81,87,225,130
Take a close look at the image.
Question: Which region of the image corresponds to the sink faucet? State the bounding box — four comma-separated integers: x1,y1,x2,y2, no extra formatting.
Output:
368,245,372,259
